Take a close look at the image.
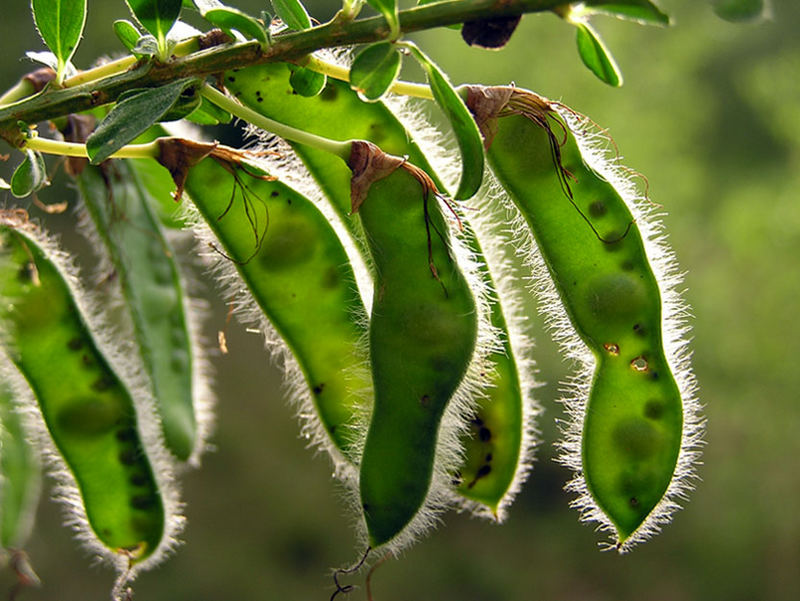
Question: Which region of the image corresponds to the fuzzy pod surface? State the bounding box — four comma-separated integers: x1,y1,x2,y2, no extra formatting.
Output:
181,152,371,461
349,144,478,547
225,61,537,520
77,160,205,464
465,86,701,547
0,214,180,572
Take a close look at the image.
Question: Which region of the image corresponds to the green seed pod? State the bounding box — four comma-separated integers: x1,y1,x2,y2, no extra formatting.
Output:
225,60,538,520
464,86,702,550
167,142,372,470
0,364,41,551
349,143,478,549
76,160,213,465
0,211,182,580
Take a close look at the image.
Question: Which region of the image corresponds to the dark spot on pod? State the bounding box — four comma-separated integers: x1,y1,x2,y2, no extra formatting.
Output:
291,90,298,95
91,376,114,392
286,198,292,205
116,428,137,442
130,495,156,510
270,190,279,197
629,497,639,507
119,449,139,466
102,528,112,537
81,354,95,368
485,453,493,462
589,200,607,218
644,399,665,420
368,122,386,143
479,427,491,442
649,371,660,381
130,473,149,487
621,260,635,271
67,337,83,351
477,464,492,477
319,85,338,102
17,263,35,283
420,394,431,406
321,266,340,289
329,424,337,434
633,323,646,336
312,383,325,395
257,97,263,102
227,76,235,83
471,417,484,427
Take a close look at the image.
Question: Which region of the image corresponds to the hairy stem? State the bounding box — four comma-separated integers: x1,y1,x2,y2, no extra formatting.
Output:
200,85,352,160
22,135,160,160
303,55,435,100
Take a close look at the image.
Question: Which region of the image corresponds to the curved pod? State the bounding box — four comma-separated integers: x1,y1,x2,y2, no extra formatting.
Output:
465,86,699,547
0,213,179,574
351,146,478,547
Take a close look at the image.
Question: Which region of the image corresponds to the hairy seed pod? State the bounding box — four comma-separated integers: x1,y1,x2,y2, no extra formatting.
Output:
464,85,702,549
0,211,182,580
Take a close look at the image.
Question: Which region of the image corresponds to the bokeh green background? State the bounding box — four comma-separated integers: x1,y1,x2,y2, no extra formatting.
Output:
1,1,799,600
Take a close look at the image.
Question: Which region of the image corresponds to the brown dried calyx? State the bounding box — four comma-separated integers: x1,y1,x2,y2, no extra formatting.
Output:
463,85,554,148
348,141,439,213
156,138,261,200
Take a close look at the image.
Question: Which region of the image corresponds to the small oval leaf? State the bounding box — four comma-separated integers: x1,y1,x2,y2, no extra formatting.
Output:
271,0,311,30
711,0,765,22
87,78,198,164
113,19,141,52
31,0,87,82
126,0,182,52
582,0,670,25
350,42,401,102
575,22,623,86
10,150,48,198
404,42,484,200
204,7,268,45
288,65,327,97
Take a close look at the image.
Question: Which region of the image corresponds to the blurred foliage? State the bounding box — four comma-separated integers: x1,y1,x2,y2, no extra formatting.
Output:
0,1,798,600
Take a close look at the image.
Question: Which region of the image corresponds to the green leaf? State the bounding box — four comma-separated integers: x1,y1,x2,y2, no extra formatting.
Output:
10,150,47,198
582,0,670,25
366,0,399,38
404,42,484,200
711,0,765,22
289,65,327,97
185,96,232,125
87,78,198,164
31,0,87,83
203,7,268,45
271,0,311,30
113,19,141,52
575,22,623,86
125,0,182,56
350,42,401,102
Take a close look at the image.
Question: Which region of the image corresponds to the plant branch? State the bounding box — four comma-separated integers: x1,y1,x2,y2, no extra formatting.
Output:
22,135,160,160
0,0,563,146
200,85,352,159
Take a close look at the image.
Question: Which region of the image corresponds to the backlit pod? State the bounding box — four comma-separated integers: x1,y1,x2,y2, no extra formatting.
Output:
177,148,372,468
349,143,477,548
464,86,702,549
0,365,41,551
0,211,182,581
225,61,539,519
77,160,212,465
